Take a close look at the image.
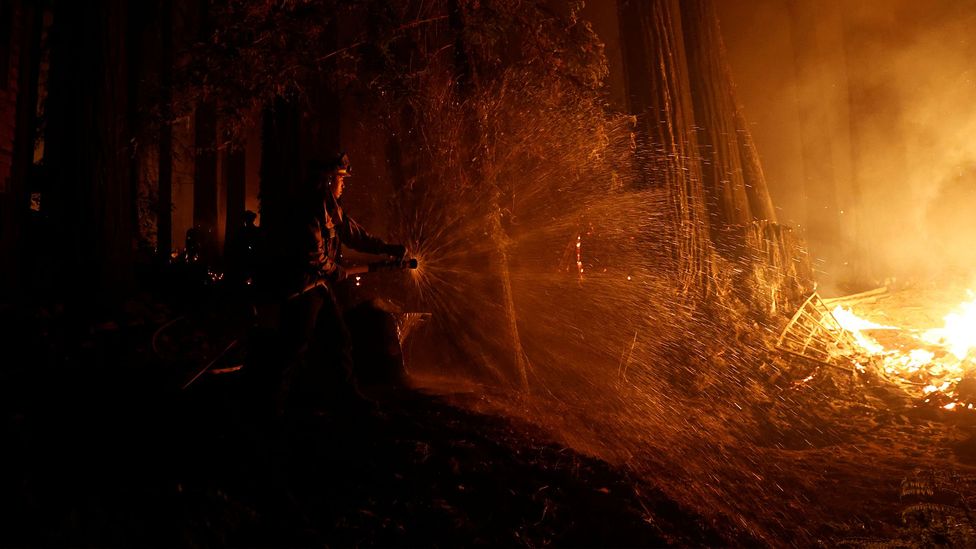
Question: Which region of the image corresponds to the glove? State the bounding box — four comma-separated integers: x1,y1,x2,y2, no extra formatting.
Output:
384,243,407,260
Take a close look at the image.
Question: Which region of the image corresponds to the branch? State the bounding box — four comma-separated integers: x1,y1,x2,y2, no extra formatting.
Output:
312,14,450,64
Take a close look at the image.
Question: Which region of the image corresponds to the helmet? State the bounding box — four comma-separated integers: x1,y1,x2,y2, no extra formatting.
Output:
327,151,352,177
309,152,352,184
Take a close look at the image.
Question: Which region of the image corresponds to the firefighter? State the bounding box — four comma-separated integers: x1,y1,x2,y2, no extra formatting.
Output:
275,152,406,417
224,210,264,288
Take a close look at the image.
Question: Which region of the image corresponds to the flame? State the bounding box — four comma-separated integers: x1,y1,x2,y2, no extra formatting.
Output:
830,294,976,410
922,292,976,361
831,305,892,354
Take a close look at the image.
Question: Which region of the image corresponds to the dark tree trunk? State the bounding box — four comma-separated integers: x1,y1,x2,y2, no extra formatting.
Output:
258,5,339,262
257,96,302,291
617,0,712,293
157,0,173,258
46,0,134,305
259,98,301,227
683,0,809,312
125,2,147,238
2,0,42,298
0,0,11,89
681,0,753,233
734,109,777,223
222,144,246,253
193,100,218,262
191,1,219,263
300,74,340,169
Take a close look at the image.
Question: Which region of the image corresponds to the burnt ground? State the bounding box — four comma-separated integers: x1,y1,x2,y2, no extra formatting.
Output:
0,299,721,548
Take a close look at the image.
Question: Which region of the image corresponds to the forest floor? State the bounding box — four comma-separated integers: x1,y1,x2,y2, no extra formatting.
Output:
4,280,976,547
0,295,722,547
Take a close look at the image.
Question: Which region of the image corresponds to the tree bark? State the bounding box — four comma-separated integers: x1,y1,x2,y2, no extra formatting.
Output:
3,0,42,298
222,143,246,254
157,0,173,258
448,0,531,391
193,100,218,262
257,96,301,291
680,0,753,232
734,109,776,223
125,1,147,240
46,0,134,304
617,0,712,293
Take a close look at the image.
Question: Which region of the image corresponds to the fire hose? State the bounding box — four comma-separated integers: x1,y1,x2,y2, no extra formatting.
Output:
288,258,418,300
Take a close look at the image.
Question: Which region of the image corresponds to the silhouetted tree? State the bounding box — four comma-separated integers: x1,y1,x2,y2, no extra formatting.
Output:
618,0,713,293
1,0,43,299
45,0,134,305
157,0,174,258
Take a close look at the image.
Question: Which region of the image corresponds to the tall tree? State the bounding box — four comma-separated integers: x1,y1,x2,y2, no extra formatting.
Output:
258,99,301,232
192,100,218,261
45,0,134,304
681,0,754,234
2,0,43,298
617,0,713,293
157,0,173,258
683,0,812,312
734,109,777,223
222,142,245,256
191,2,218,263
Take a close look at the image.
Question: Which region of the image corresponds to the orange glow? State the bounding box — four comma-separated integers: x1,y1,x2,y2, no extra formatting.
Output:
832,292,976,408
921,293,976,361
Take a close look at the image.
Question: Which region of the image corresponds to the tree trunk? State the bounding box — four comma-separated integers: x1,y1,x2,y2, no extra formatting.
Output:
734,109,777,223
125,2,146,240
257,97,302,292
617,0,712,294
680,0,811,312
680,0,753,234
191,0,219,264
193,100,218,263
157,0,173,258
46,0,134,305
222,144,246,254
3,0,42,298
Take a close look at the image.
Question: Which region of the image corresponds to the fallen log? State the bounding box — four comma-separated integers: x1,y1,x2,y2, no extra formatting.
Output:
822,286,889,307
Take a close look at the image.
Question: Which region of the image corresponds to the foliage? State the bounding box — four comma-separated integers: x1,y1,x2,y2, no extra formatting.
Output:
170,0,609,138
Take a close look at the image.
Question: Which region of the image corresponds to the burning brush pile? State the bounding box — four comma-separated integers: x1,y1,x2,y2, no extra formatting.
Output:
779,281,976,410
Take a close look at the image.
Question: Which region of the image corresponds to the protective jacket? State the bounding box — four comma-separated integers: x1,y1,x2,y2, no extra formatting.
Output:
297,188,389,290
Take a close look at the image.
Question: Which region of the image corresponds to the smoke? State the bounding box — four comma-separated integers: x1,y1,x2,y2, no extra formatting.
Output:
721,0,976,289
846,1,976,281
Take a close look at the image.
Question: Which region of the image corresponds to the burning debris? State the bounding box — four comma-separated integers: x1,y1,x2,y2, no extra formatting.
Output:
776,292,862,368
780,284,976,410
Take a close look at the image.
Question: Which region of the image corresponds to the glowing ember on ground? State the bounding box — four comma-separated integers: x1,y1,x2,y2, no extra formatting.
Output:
831,293,976,409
